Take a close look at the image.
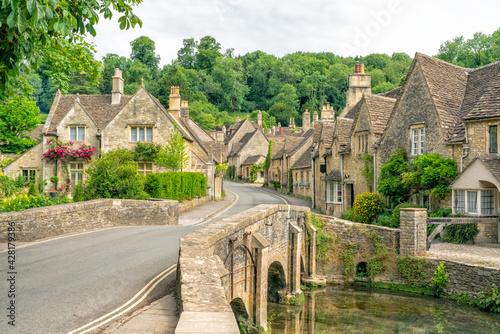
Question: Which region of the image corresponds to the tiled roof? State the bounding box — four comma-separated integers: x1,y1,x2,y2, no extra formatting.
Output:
241,155,265,166
450,154,500,187
336,117,354,153
322,123,335,150
416,53,469,139
324,170,341,181
283,136,305,157
363,95,396,135
228,131,256,157
287,129,313,157
290,148,312,170
45,93,133,134
271,141,285,160
180,117,221,163
344,98,362,119
27,124,44,142
313,122,323,143
377,86,402,99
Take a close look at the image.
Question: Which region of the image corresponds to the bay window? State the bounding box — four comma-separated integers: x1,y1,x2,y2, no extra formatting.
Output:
454,189,496,215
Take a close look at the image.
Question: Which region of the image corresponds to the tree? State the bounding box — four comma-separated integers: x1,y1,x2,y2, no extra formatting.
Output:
0,83,40,153
130,36,160,72
211,58,249,113
195,36,222,72
177,38,197,69
377,148,410,207
0,0,143,88
268,103,299,127
156,127,189,171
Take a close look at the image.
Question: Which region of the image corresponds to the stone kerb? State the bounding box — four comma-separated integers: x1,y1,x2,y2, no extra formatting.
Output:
0,199,179,242
399,208,427,256
176,204,309,334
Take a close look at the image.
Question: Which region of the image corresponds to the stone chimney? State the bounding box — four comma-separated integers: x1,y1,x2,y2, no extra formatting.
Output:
272,126,276,135
302,108,311,130
181,100,189,118
340,62,371,117
169,86,181,120
279,127,283,136
289,117,295,127
235,116,241,123
257,110,262,128
111,68,124,105
312,110,319,123
321,105,330,121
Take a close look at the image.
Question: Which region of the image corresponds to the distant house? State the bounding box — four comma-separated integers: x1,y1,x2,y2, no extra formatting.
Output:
3,69,224,199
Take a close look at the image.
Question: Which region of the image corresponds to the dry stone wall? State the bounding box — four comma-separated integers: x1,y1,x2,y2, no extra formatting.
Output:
0,199,178,242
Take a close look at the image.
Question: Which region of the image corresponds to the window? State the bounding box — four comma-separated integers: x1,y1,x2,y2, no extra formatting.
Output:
489,125,498,153
356,133,369,154
455,189,495,215
481,190,494,215
70,163,84,185
306,171,309,182
327,181,342,204
22,169,36,183
300,171,304,182
260,171,264,178
70,127,85,141
137,162,153,176
131,126,153,142
411,127,424,156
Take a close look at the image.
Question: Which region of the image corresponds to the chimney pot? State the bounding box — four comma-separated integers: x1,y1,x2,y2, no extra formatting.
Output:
360,63,365,74
355,61,360,74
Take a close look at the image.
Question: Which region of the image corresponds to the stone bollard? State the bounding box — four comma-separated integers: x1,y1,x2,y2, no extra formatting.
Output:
399,208,427,256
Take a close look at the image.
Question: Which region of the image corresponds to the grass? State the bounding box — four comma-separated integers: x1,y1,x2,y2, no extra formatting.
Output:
38,112,48,123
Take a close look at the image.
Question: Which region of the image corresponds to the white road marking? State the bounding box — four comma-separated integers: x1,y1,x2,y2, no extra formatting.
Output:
67,264,176,334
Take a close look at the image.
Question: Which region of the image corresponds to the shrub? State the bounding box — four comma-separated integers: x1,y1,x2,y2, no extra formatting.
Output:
397,255,429,286
133,142,161,161
375,211,399,228
28,181,37,196
72,184,84,202
353,192,385,224
442,223,479,244
0,194,71,212
145,172,206,200
340,207,359,222
477,284,500,313
431,262,448,297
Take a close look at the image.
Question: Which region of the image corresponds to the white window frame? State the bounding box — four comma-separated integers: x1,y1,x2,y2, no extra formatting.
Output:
411,126,425,156
326,181,343,204
69,163,84,185
453,188,496,216
130,126,153,142
70,126,85,141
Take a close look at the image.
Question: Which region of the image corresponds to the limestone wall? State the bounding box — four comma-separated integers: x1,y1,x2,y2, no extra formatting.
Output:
0,199,178,242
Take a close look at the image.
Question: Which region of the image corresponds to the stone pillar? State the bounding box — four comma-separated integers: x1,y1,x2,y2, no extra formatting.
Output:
252,233,270,330
290,223,302,294
308,225,317,277
400,208,428,256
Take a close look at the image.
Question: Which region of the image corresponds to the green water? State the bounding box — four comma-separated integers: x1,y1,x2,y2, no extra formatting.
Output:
268,285,500,334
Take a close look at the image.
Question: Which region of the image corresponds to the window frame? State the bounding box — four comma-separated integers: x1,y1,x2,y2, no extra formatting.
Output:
411,126,425,156
453,188,496,216
130,126,154,142
489,125,498,154
69,163,84,186
326,181,343,204
21,169,37,183
69,126,86,141
137,162,154,176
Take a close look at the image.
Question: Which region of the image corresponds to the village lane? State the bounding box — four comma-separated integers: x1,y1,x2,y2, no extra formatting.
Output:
0,181,285,334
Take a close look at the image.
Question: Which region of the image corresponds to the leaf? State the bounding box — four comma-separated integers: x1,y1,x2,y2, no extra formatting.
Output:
6,10,16,28
27,0,35,14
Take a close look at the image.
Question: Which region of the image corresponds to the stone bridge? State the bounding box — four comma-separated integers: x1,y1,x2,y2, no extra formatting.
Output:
175,204,321,333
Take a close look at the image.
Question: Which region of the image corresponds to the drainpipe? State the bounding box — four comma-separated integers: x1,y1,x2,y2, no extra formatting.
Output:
460,142,470,172
312,154,316,208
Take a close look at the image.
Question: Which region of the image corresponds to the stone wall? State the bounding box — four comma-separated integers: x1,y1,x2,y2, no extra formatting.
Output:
316,216,401,283
0,199,178,242
178,196,211,213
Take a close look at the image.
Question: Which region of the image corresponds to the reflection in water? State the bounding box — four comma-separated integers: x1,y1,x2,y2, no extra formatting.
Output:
268,285,500,334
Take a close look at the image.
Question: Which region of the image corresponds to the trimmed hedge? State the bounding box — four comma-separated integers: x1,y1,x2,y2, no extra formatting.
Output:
145,172,207,200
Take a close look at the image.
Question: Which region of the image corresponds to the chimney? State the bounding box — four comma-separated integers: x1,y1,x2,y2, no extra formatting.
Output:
235,116,241,123
302,108,311,130
272,126,276,135
355,61,360,73
169,86,181,120
360,62,365,74
339,61,371,118
181,100,189,118
111,68,124,105
313,110,319,123
321,104,330,121
257,110,262,128
279,127,283,136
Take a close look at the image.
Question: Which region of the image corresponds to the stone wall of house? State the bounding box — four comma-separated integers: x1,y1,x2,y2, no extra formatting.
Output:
2,142,43,180
464,119,499,166
377,64,450,172
316,216,401,283
292,168,312,198
0,199,178,242
314,142,327,213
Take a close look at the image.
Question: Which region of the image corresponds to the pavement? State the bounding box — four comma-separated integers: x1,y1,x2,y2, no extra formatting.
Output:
428,241,500,269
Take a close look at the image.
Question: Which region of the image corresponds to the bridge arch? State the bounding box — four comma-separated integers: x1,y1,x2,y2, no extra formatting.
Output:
268,261,287,303
229,297,249,325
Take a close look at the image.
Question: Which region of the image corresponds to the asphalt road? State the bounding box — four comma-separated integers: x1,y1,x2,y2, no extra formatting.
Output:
0,181,285,334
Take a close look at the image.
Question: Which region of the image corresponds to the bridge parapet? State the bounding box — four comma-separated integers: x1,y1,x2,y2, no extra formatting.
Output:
176,204,312,333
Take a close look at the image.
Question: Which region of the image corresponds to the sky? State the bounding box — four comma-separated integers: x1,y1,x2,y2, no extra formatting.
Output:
87,0,500,66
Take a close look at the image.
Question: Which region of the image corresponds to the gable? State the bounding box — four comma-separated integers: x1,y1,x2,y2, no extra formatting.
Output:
450,157,500,190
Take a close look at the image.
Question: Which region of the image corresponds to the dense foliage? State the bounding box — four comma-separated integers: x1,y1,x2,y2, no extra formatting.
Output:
145,172,206,200
1,193,70,212
352,192,385,224
377,148,410,206
155,127,189,171
133,142,161,161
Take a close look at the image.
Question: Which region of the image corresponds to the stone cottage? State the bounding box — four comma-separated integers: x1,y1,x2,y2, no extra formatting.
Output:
3,69,224,199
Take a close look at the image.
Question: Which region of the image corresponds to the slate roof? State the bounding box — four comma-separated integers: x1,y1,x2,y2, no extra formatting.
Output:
336,117,354,153
312,122,323,144
271,141,285,160
416,53,469,139
377,86,402,99
180,117,221,163
241,155,265,166
321,123,335,150
324,170,341,181
287,128,313,157
44,93,133,135
27,124,44,142
290,148,312,170
363,95,396,135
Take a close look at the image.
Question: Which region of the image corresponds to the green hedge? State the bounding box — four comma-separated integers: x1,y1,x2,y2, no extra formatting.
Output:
145,172,207,200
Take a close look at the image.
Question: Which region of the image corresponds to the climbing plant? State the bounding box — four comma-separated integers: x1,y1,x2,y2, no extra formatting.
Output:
304,212,333,262
397,255,430,286
358,154,374,189
364,230,389,280
339,241,356,280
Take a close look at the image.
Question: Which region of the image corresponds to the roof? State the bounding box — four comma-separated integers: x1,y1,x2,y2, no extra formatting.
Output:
271,141,285,160
290,148,312,170
241,155,265,166
180,117,221,163
26,124,44,142
312,122,323,144
287,129,313,157
324,170,341,181
363,95,396,135
321,123,335,150
229,131,256,157
336,117,354,153
377,86,402,99
45,93,133,135
450,154,500,188
416,53,469,140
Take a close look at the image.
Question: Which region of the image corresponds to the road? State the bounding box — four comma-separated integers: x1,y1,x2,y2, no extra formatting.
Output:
0,181,285,334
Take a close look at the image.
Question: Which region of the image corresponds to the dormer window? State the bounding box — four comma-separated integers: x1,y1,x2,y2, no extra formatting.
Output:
131,126,153,142
411,126,424,156
356,133,369,154
70,126,85,141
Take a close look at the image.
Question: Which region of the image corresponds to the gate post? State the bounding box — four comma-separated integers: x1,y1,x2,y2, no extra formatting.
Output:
290,223,302,294
400,208,428,256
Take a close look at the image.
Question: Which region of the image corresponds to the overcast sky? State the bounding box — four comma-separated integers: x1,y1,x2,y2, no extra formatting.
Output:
87,0,500,66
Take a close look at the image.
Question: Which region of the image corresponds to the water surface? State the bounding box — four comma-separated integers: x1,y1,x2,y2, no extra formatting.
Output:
268,285,500,334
